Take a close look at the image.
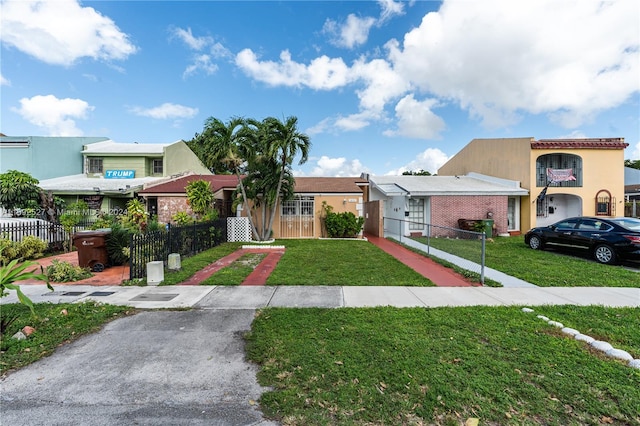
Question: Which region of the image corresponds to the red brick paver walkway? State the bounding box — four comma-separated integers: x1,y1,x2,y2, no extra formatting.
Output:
365,234,478,287
178,248,285,286
14,251,129,287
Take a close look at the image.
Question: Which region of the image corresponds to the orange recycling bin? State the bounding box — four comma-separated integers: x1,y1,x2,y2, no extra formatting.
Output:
73,229,111,272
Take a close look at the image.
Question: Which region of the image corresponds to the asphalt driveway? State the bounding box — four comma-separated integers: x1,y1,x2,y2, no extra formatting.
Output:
0,309,277,426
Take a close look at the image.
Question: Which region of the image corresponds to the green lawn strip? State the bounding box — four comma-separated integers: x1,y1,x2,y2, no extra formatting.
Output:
0,302,135,375
201,252,267,286
160,242,244,285
266,239,435,286
246,306,640,425
415,235,640,288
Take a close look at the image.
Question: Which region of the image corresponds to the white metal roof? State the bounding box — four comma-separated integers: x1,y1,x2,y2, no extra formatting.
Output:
82,140,178,155
39,174,166,195
370,173,528,196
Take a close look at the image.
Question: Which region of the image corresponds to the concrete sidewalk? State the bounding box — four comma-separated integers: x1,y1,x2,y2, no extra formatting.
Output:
3,284,638,309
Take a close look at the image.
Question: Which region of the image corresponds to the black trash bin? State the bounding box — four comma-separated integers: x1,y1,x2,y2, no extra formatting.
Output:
73,229,111,272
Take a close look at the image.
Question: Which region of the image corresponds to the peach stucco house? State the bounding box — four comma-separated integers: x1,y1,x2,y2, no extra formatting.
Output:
139,175,369,239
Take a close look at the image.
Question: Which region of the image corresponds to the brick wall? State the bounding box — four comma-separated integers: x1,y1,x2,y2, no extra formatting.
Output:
157,196,193,224
431,195,508,234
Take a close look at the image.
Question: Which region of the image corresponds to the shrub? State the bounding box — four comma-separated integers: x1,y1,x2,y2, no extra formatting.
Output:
45,260,92,282
172,211,194,226
105,226,133,266
322,202,364,238
17,235,48,260
0,237,19,264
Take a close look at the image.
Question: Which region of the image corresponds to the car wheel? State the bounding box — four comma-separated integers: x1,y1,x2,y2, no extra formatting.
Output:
528,235,543,250
594,245,616,265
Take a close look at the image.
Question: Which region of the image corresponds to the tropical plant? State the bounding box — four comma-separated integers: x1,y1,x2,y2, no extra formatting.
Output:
185,180,216,220
45,259,92,282
0,255,53,315
172,211,194,226
105,225,132,266
189,116,260,238
254,116,310,241
0,170,41,216
122,198,148,233
321,202,365,238
16,235,48,260
59,200,89,252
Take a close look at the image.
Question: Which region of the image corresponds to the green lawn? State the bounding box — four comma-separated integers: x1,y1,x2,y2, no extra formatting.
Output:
160,237,639,287
161,239,437,286
246,305,640,425
0,302,134,375
416,235,640,288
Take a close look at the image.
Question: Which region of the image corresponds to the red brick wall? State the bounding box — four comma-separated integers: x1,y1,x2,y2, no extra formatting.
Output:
430,195,508,234
157,196,193,224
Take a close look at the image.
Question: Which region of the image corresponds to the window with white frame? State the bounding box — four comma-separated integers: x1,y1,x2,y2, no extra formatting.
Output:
152,158,163,174
88,158,103,173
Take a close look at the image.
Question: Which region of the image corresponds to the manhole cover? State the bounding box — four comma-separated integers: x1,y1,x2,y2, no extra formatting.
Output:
61,291,86,296
87,291,116,297
130,293,178,302
44,291,67,296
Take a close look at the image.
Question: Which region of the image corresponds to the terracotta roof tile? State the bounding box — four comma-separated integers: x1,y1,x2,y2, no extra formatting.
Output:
139,175,367,195
140,174,239,194
531,138,627,149
294,177,367,193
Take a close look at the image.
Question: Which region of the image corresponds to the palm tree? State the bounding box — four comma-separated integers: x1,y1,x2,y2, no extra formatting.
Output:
194,116,260,239
258,116,311,240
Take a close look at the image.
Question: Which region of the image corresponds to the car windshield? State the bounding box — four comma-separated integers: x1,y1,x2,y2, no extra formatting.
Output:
608,218,640,231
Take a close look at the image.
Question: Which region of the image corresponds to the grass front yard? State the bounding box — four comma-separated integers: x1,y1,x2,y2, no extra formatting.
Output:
415,235,640,288
2,237,639,424
162,239,437,287
246,305,640,425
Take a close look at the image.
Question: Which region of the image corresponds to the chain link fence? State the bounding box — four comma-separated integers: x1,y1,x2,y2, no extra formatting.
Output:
383,217,486,285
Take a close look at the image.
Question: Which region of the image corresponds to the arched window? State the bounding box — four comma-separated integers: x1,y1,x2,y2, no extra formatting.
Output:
536,154,582,187
595,189,615,216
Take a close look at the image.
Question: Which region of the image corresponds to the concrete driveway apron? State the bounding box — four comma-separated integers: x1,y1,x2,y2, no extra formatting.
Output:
0,309,278,426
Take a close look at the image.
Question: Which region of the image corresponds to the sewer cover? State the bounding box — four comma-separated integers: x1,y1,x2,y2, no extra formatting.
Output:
87,291,116,297
61,291,86,296
130,293,178,302
44,291,67,296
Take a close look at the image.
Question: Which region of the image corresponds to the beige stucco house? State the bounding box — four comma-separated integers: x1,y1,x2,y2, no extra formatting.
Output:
139,175,369,239
438,137,629,232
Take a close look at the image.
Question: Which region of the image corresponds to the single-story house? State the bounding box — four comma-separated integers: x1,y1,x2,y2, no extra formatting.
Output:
368,173,528,237
138,175,369,239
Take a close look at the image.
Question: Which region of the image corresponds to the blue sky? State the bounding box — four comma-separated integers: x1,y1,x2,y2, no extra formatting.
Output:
1,0,639,177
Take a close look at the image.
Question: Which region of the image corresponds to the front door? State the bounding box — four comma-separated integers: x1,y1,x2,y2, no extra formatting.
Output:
280,196,315,238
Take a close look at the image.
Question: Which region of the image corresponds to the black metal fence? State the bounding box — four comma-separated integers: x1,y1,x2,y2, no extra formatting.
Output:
129,219,227,280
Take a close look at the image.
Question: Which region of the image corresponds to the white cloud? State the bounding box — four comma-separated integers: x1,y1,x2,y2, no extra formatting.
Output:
630,141,640,161
384,95,446,139
183,54,219,78
11,94,93,136
170,27,231,78
377,0,405,23
0,0,137,66
307,156,370,177
352,57,410,114
385,148,449,176
236,49,353,90
387,0,640,129
323,0,405,48
129,103,199,120
323,14,376,49
170,27,212,51
1,74,10,86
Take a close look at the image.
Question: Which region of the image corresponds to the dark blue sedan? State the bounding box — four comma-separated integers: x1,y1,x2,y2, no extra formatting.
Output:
524,217,640,265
